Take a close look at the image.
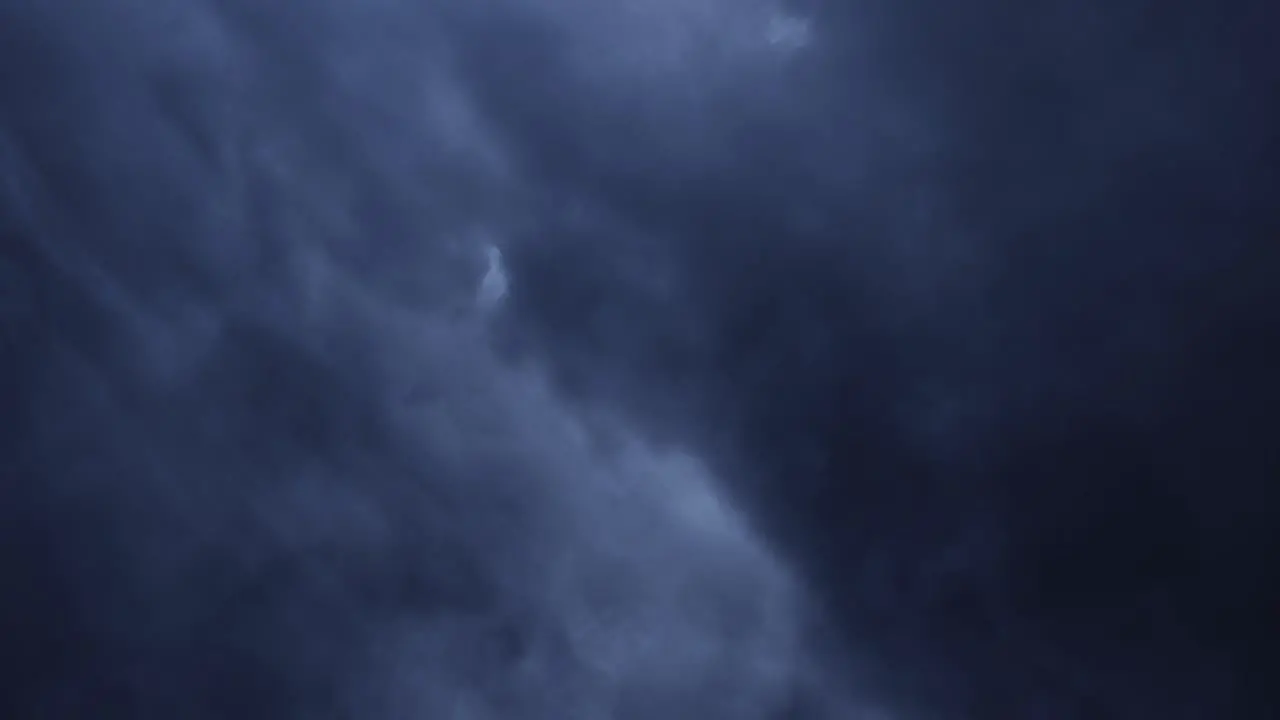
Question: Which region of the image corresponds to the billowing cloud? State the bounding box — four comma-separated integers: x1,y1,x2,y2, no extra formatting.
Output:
2,1,1277,719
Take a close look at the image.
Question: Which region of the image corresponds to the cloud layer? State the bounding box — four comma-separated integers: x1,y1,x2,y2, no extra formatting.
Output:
2,1,1277,718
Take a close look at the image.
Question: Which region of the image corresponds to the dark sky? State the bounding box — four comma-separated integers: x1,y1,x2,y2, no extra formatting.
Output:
2,1,1277,718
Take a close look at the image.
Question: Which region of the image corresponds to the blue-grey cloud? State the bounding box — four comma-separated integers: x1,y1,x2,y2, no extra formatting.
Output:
2,1,1277,719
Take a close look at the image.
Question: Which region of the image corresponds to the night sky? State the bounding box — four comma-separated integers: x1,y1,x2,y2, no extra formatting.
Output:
2,1,1277,718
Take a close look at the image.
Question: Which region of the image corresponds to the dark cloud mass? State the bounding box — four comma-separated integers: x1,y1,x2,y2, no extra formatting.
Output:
2,0,1276,718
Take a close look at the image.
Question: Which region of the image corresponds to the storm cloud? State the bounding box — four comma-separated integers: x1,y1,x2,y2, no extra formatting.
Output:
2,1,1276,719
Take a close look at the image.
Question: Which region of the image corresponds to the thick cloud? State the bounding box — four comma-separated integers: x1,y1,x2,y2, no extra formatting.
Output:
2,1,1276,719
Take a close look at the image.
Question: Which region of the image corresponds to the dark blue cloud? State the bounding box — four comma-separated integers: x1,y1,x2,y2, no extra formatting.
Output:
2,1,1276,718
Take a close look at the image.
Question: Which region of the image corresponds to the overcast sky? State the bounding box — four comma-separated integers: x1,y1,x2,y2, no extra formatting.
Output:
2,1,1276,718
